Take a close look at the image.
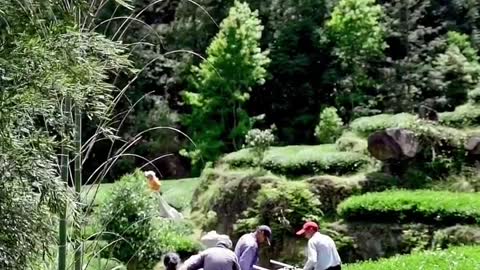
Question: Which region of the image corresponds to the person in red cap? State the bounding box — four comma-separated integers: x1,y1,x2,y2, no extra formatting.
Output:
296,221,341,270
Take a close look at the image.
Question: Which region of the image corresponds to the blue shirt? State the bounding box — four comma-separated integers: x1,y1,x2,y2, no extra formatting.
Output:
234,233,259,270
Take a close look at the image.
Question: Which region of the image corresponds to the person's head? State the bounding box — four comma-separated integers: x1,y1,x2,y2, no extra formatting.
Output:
216,239,233,249
255,225,272,246
296,221,319,239
144,170,157,181
163,252,181,270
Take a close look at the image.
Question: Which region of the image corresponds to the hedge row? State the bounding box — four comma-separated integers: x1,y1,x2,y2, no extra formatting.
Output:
222,145,370,176
350,113,466,148
344,245,480,270
337,190,480,225
349,113,418,136
439,103,480,128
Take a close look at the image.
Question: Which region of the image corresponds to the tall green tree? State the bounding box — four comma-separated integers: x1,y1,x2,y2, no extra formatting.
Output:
428,32,480,109
181,1,270,171
326,0,387,117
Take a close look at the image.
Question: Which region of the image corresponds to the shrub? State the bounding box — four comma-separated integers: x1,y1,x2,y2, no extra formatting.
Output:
344,245,480,270
433,225,480,249
468,86,480,103
350,113,418,136
244,128,276,166
236,181,323,244
191,168,279,233
222,148,256,168
306,174,364,216
96,171,200,269
335,132,368,154
337,190,480,225
262,146,370,176
439,103,480,127
222,145,370,176
350,113,467,150
314,107,344,143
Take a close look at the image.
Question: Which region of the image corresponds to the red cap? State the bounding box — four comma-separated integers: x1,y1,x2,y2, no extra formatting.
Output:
296,221,319,235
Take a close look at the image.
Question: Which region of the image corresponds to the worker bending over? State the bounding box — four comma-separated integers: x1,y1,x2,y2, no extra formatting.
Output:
182,239,240,270
234,225,272,270
296,222,341,270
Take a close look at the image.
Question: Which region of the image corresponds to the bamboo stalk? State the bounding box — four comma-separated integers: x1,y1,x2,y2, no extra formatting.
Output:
74,104,83,270
58,96,71,270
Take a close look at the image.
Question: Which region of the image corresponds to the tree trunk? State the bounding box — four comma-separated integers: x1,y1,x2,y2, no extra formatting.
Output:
74,105,83,270
58,96,71,270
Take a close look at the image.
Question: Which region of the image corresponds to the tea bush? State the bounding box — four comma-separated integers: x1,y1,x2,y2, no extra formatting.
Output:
96,171,200,268
262,147,369,176
350,113,418,136
344,245,480,270
338,190,480,225
222,145,369,176
439,103,480,127
335,132,368,154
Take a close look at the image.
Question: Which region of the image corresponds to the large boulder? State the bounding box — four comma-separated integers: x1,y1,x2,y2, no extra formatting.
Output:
368,128,420,161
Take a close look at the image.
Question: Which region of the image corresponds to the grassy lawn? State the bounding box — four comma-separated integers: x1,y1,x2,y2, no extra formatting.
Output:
344,245,480,270
82,177,199,211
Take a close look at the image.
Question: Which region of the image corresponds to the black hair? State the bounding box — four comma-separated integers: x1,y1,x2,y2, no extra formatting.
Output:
163,252,181,270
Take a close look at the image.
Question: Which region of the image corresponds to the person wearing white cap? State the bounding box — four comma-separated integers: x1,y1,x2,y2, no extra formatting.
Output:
181,239,240,270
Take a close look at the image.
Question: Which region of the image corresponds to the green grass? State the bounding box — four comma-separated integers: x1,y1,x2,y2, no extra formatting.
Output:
222,144,370,176
344,245,480,270
82,178,199,211
338,190,480,225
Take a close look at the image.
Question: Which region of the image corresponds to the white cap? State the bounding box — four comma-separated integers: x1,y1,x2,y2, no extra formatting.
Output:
144,170,156,178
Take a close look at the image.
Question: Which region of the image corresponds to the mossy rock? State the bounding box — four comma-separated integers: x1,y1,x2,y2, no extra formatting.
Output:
328,222,435,263
191,167,281,234
306,172,404,216
433,225,480,248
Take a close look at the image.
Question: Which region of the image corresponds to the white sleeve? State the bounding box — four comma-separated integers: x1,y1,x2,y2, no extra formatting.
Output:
303,240,317,270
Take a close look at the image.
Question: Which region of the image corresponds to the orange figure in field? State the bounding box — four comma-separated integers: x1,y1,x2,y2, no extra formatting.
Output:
145,170,161,192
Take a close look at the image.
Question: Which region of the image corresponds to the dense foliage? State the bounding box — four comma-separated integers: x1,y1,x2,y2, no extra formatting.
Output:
0,0,131,268
236,181,323,240
96,171,200,268
325,0,386,115
181,1,270,172
338,190,480,225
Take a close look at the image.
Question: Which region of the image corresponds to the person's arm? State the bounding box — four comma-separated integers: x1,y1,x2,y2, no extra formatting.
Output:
238,245,256,270
181,253,205,270
303,240,317,270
